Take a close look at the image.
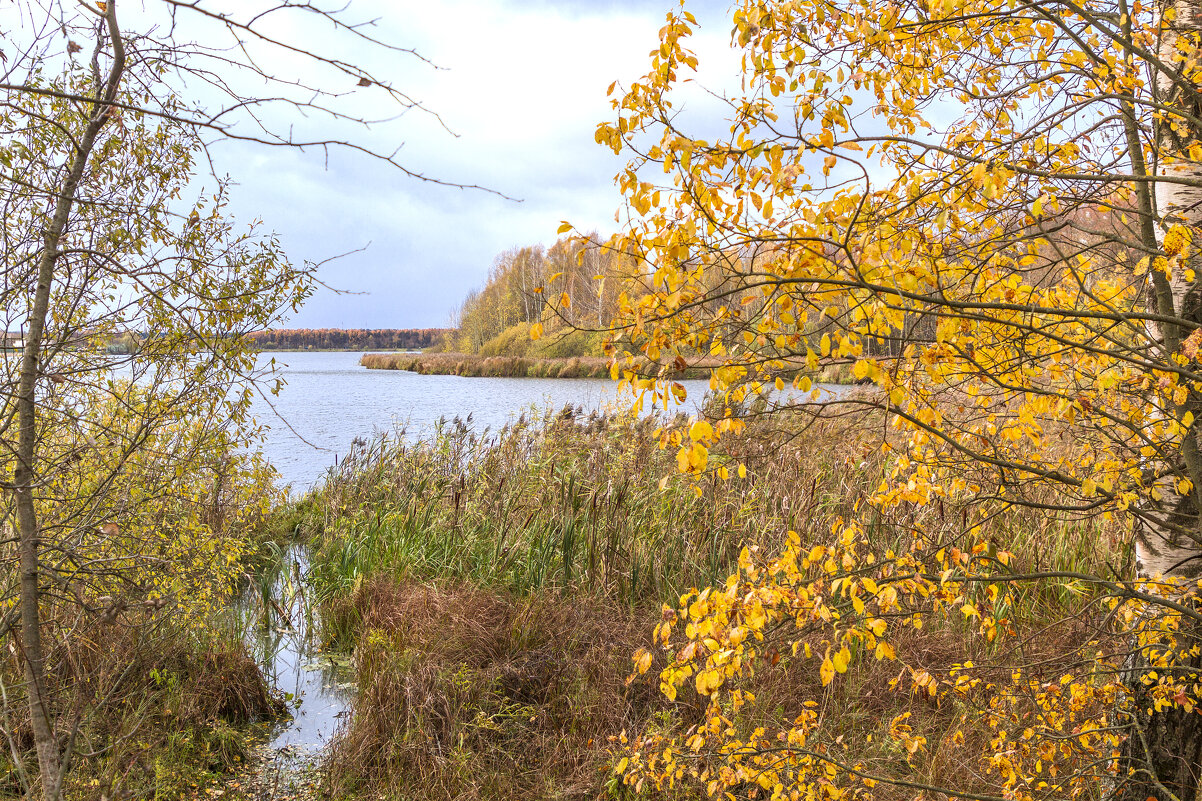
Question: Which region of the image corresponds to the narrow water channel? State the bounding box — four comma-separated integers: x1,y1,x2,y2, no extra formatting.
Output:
240,546,353,759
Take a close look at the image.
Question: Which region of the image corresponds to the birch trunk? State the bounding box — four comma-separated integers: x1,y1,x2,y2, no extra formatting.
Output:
1115,0,1202,795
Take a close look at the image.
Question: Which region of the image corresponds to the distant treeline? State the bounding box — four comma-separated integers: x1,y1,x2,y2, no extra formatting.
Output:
249,328,450,351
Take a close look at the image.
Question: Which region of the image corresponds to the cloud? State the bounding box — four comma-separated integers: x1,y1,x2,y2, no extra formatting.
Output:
190,0,742,329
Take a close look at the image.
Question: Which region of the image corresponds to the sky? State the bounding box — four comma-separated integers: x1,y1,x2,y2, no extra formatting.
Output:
199,0,741,329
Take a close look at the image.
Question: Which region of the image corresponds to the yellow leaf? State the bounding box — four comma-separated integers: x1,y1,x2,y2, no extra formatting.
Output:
689,420,714,442
820,655,835,686
633,648,653,675
696,669,722,695
556,221,572,234
832,644,851,673
529,322,544,341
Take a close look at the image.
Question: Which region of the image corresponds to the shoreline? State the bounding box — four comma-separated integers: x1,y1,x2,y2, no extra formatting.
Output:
360,352,674,379
360,351,858,384
259,348,423,353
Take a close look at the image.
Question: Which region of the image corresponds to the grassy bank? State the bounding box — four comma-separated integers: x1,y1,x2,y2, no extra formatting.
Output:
360,351,859,384
360,352,620,378
297,409,882,799
322,580,661,800
292,406,1124,799
0,618,282,801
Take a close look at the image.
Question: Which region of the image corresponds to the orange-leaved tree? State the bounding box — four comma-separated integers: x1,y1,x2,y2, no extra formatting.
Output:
596,0,1202,798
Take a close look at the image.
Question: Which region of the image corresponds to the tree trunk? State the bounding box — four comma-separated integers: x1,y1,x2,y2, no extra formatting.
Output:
1114,0,1202,796
1115,643,1202,801
12,7,123,799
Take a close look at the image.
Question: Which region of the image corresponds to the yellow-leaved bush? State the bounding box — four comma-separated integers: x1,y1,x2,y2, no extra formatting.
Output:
599,0,1202,796
2,383,283,633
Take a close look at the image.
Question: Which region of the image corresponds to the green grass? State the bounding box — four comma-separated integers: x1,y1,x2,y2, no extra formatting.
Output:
301,410,841,609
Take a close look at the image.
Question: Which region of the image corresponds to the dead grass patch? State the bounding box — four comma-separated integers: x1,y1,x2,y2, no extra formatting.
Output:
324,579,668,801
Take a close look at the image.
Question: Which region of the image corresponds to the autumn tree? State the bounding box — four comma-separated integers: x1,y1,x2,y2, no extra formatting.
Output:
597,0,1202,798
0,2,461,798
447,235,634,355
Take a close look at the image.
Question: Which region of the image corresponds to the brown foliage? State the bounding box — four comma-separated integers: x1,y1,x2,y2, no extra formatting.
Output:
324,579,664,801
248,328,450,351
0,612,281,798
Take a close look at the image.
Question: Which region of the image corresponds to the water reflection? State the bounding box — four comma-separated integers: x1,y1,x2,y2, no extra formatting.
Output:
240,545,352,752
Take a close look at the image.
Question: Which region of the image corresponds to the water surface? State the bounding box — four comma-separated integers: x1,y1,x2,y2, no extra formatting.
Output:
249,351,713,491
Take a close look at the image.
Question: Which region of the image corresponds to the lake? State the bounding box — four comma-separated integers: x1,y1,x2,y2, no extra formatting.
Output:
242,350,849,756
249,351,714,491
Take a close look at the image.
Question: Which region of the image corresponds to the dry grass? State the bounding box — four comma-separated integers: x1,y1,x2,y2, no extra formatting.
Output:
307,401,1132,800
321,578,1112,801
324,579,666,801
0,611,282,800
359,352,859,384
360,352,620,378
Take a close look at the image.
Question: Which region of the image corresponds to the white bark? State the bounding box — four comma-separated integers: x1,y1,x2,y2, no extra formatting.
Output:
1134,0,1202,584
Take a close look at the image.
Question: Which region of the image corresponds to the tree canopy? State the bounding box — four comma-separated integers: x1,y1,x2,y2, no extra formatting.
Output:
593,0,1202,798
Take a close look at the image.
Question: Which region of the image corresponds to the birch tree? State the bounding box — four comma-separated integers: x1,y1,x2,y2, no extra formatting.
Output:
599,0,1202,797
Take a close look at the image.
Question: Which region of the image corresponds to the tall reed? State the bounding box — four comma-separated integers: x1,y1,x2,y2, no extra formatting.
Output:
303,403,1125,624
307,409,768,607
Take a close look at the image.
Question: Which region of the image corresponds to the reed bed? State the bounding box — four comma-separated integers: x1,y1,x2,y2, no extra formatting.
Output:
301,404,1130,800
304,404,1119,615
359,352,864,385
302,406,901,613
360,352,620,378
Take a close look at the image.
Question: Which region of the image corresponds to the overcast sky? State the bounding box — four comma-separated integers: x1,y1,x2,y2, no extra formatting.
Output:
200,0,738,329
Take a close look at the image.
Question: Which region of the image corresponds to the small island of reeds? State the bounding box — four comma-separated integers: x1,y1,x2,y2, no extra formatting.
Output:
359,352,716,379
